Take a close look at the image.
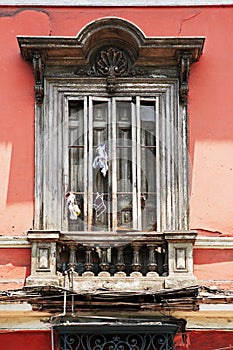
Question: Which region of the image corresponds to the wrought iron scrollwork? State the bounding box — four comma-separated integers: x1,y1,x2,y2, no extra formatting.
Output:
59,333,175,350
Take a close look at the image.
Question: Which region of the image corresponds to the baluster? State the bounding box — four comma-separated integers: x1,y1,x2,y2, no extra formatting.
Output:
99,247,109,271
56,244,62,272
131,244,142,273
162,244,168,276
84,247,94,272
147,244,158,276
115,246,125,272
68,244,78,270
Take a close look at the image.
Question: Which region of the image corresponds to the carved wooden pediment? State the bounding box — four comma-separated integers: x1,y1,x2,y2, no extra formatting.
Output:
17,17,205,103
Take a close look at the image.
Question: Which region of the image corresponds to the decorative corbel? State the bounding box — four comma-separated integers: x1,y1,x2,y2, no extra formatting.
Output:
177,52,192,105
32,51,44,104
106,75,117,94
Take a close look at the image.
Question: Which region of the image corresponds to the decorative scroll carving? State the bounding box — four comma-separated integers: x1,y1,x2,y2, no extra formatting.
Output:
88,47,130,94
76,47,144,94
96,47,128,77
32,51,44,104
18,21,204,102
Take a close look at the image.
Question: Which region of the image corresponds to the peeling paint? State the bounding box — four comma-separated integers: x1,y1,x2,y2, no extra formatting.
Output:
0,7,50,18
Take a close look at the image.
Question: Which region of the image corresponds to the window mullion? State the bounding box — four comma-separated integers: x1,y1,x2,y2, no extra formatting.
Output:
111,98,117,231
107,99,111,231
155,96,161,232
160,94,167,232
83,96,88,231
62,96,70,231
88,96,94,230
136,96,142,231
131,99,137,230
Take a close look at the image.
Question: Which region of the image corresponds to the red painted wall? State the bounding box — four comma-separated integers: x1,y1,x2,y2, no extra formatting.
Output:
0,6,232,236
0,248,30,269
0,330,232,350
174,330,233,349
0,5,232,288
0,330,55,350
194,248,233,289
189,330,233,350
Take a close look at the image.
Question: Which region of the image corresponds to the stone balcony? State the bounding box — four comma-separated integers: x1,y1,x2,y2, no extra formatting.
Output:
26,230,198,292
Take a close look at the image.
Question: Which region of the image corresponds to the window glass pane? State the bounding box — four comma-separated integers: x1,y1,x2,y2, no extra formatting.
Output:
92,101,109,230
93,191,109,231
69,101,85,193
117,194,133,229
68,101,85,231
69,148,84,192
140,101,157,231
67,98,157,232
69,101,84,146
116,101,133,228
93,101,108,146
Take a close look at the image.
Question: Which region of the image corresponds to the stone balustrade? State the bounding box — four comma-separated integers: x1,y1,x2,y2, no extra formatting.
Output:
56,240,168,278
26,230,198,291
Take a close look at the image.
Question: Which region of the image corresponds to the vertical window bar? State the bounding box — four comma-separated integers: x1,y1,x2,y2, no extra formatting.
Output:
140,98,157,231
88,96,94,230
173,83,179,230
63,96,70,231
136,96,142,230
155,96,161,232
107,99,112,231
131,98,137,230
57,90,63,230
112,98,117,231
160,94,167,232
83,96,88,231
166,88,172,230
170,84,176,230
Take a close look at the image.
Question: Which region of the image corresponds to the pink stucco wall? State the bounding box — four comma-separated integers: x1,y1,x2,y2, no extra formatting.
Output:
0,6,232,235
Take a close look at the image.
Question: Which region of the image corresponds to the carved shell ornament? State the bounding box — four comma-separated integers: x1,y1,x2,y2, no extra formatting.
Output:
96,47,129,77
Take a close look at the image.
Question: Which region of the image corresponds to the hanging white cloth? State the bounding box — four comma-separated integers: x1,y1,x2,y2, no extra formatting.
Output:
65,192,81,220
93,192,107,217
92,143,108,177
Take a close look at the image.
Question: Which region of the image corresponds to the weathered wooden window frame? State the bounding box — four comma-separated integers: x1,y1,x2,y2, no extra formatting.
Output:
17,18,204,233
27,77,189,233
17,18,204,289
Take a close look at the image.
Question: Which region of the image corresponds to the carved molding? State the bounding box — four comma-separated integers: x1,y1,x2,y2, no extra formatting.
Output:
17,17,205,102
96,47,129,77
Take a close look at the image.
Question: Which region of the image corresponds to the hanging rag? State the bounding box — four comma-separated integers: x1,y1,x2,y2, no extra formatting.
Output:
92,143,108,177
65,192,81,220
93,192,107,217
